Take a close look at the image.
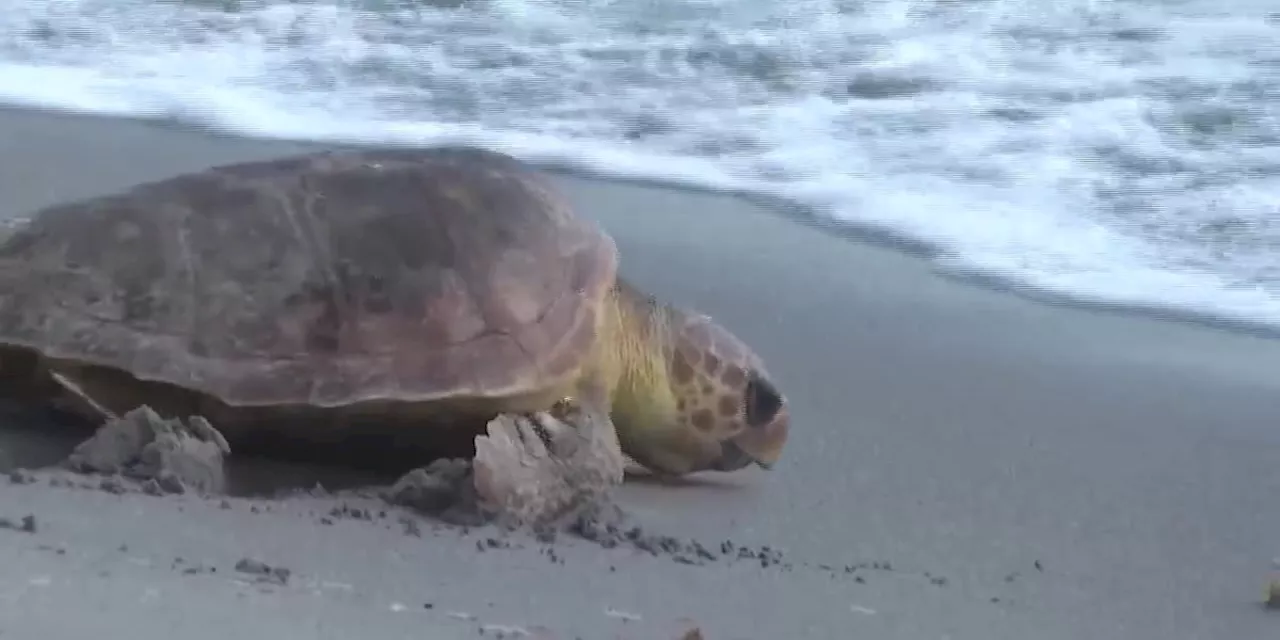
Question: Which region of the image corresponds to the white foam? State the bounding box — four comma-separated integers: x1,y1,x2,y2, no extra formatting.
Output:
3,0,1280,328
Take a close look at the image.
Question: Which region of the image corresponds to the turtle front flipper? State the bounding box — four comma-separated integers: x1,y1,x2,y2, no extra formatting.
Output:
472,384,626,529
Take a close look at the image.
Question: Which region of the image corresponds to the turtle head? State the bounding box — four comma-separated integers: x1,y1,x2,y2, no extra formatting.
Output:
634,310,791,476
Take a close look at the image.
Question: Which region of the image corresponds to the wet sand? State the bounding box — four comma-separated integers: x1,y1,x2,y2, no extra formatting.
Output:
1,107,1280,639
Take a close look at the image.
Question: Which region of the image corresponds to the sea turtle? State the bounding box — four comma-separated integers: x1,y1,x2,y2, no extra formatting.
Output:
0,146,790,480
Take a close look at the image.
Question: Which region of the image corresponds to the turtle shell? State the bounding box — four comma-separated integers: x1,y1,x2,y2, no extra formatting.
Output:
0,147,618,409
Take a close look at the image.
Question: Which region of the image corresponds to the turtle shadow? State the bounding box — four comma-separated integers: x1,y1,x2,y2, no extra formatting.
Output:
623,468,751,490
0,405,753,501
0,404,91,471
0,410,376,498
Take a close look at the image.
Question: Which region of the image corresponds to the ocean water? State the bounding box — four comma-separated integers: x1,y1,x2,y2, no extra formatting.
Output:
2,0,1280,329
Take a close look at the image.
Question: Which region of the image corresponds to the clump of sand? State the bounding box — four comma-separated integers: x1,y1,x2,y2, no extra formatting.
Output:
63,406,230,495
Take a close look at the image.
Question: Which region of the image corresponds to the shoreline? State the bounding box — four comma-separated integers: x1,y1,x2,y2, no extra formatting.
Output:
1,106,1279,639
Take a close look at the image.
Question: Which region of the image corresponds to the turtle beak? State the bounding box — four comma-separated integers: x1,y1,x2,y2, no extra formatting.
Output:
714,403,790,472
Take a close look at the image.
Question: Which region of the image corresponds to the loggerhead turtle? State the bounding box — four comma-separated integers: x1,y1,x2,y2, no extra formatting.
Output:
0,146,790,481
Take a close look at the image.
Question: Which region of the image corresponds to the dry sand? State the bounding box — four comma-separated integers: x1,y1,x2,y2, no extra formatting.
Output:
1,107,1280,639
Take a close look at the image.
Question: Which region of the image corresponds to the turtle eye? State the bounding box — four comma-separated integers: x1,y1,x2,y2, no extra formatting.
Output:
743,371,782,428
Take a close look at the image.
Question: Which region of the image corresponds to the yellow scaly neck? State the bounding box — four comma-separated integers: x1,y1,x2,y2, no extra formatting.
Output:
596,279,679,442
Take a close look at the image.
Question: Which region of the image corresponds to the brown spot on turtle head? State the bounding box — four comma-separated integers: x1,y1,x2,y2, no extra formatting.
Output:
671,348,696,384
657,312,791,474
701,350,723,375
717,394,739,417
691,408,715,433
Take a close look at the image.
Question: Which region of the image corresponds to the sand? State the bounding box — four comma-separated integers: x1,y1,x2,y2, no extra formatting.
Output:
1,107,1280,639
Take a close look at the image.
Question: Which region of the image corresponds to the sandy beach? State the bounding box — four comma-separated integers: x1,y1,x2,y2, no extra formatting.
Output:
1,107,1279,639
